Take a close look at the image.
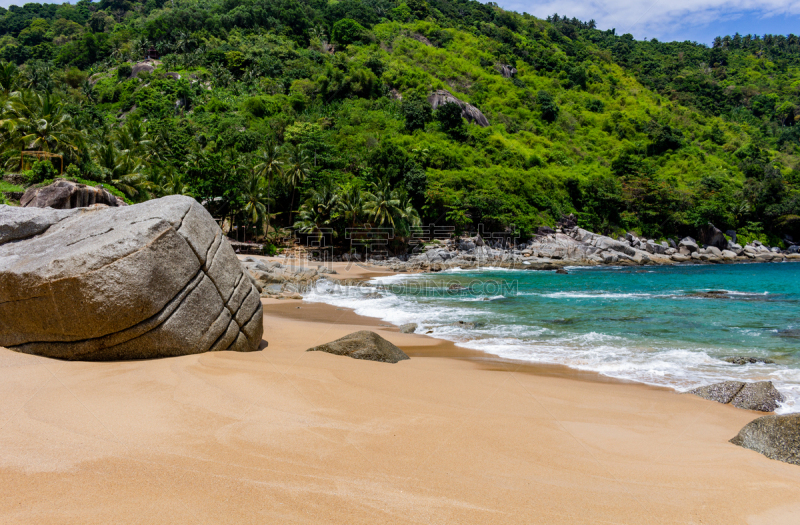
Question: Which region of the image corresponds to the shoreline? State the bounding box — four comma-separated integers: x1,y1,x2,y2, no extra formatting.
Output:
3,263,800,522
264,299,652,387
249,255,800,409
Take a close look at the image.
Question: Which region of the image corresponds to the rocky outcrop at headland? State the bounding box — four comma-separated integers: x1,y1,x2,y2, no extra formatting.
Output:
343,219,800,272
0,196,263,360
427,89,490,127
307,330,409,363
21,179,126,209
730,414,800,466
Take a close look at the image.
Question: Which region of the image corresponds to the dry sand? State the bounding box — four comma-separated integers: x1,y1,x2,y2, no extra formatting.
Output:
2,261,800,524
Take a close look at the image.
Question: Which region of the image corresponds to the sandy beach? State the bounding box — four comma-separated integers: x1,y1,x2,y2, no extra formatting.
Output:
2,261,800,524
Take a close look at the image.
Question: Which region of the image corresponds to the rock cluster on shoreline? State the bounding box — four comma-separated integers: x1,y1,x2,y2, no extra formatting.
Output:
689,381,785,412
338,221,800,272
240,256,335,298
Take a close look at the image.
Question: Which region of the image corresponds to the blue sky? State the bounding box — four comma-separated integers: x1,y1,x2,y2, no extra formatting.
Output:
497,1,800,44
1,0,798,45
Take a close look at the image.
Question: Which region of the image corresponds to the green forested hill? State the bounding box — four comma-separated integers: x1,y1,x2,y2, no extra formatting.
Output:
1,0,798,248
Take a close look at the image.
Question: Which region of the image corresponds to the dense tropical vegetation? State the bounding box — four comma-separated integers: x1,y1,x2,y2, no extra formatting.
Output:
1,0,799,250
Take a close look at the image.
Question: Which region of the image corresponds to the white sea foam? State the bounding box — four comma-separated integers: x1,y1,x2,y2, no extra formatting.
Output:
305,277,800,413
518,291,666,299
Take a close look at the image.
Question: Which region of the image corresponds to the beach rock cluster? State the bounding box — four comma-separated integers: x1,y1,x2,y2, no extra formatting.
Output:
304,218,800,271
240,256,334,298
21,179,126,209
689,381,785,412
0,196,263,360
730,414,800,466
723,356,775,365
307,331,409,363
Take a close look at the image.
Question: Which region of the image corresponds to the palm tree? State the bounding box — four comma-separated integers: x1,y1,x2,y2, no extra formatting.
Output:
144,168,192,198
363,177,403,227
0,61,19,97
239,170,272,240
294,192,337,244
0,90,85,163
336,183,366,229
253,138,284,236
283,144,312,226
397,190,421,228
22,61,54,93
306,179,339,217
91,141,146,199
114,119,153,158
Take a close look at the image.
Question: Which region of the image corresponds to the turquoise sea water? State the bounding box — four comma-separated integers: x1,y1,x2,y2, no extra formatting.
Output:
306,263,800,412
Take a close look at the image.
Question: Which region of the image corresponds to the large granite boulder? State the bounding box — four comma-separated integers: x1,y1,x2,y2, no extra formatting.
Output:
21,179,125,209
496,63,517,78
307,331,409,363
730,414,800,466
678,237,699,254
0,196,263,360
427,89,489,127
689,381,785,412
697,223,728,250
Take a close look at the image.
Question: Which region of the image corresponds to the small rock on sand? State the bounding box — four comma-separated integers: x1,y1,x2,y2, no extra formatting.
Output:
306,330,409,363
730,413,800,465
399,323,418,333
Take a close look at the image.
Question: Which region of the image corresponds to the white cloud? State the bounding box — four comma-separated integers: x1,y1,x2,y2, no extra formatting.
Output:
0,0,68,8
500,0,800,41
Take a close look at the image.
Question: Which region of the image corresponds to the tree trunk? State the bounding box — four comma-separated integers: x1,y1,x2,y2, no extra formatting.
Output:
289,187,296,227
265,174,272,240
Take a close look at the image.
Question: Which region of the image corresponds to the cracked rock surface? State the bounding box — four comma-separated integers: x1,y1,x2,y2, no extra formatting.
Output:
0,196,263,360
689,381,785,412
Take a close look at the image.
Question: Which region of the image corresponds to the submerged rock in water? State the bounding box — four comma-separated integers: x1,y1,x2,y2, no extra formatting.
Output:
307,330,409,363
0,196,263,360
730,414,800,466
689,381,784,412
723,356,776,365
685,290,729,299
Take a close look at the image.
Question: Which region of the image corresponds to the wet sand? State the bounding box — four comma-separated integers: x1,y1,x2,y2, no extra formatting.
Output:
2,262,800,523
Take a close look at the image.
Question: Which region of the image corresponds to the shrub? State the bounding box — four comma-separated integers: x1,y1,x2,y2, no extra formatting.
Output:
25,160,59,184
435,102,467,140
64,163,81,178
261,243,279,256
586,98,605,112
402,97,432,132
537,91,559,122
117,63,132,80
332,19,366,47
